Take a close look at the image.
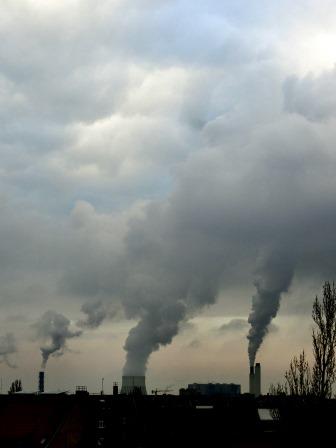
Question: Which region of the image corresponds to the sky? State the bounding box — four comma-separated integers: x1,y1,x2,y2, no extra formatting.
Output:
1,0,336,394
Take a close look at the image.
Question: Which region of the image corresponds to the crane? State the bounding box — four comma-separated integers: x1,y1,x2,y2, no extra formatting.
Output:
151,385,174,395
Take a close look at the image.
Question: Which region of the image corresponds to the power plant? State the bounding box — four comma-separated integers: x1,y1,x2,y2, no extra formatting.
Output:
120,375,147,395
4,362,334,447
249,362,261,396
35,365,259,397
34,368,259,397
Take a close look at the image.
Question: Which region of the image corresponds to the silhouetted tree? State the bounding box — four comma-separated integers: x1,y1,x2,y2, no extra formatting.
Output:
311,281,336,398
8,379,22,394
268,382,288,396
269,281,336,397
285,350,311,395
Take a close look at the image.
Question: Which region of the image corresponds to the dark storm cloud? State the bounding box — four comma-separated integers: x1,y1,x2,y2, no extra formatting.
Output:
56,74,336,374
1,1,336,377
113,109,336,372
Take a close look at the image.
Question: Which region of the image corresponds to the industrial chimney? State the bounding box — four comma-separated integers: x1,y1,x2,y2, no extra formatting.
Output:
254,363,261,397
38,371,45,393
249,365,255,395
121,376,147,395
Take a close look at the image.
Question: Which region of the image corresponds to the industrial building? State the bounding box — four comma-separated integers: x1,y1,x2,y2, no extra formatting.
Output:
120,375,147,395
4,364,336,446
1,392,335,447
183,382,241,396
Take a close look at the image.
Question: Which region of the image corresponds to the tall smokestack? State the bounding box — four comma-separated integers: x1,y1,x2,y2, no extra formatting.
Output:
254,363,261,397
121,376,147,395
249,365,255,395
39,371,45,393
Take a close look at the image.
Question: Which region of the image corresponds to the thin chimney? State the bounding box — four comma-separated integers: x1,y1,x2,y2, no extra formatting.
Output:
249,365,255,395
39,371,45,393
254,363,261,397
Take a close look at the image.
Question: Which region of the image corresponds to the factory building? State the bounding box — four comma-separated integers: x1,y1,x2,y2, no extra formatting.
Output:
183,382,241,396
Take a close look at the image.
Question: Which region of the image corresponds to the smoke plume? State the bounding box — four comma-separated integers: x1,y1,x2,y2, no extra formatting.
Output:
247,250,294,366
34,7,336,377
123,302,186,375
34,310,82,368
78,300,118,329
0,333,17,368
119,209,221,375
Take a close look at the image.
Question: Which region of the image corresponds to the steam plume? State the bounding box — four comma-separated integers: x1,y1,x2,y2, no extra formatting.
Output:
247,250,294,366
34,310,82,368
78,300,118,329
123,302,186,375
0,333,17,368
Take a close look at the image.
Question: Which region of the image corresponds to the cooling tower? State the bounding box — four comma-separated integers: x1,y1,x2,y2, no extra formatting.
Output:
254,363,261,397
249,365,255,395
121,376,147,395
38,371,45,393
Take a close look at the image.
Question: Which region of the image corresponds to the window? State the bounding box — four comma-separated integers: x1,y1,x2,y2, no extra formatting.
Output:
97,420,105,429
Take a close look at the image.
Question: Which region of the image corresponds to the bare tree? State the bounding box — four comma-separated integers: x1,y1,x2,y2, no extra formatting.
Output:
8,379,22,394
268,351,310,396
269,281,336,398
311,281,336,398
284,350,311,396
268,382,288,396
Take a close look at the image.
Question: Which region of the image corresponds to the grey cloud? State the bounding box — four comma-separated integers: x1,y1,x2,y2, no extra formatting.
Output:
116,111,336,371
187,339,201,349
0,0,282,218
1,0,336,380
78,301,108,329
284,67,336,121
218,319,248,334
60,111,336,373
78,300,119,329
218,319,279,335
179,321,197,333
34,311,82,368
0,333,17,368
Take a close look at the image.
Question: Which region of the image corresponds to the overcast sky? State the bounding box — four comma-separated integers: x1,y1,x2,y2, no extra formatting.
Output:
1,0,336,394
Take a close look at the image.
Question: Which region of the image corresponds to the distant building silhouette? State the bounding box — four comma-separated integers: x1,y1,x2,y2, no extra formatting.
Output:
121,376,147,395
181,382,241,396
